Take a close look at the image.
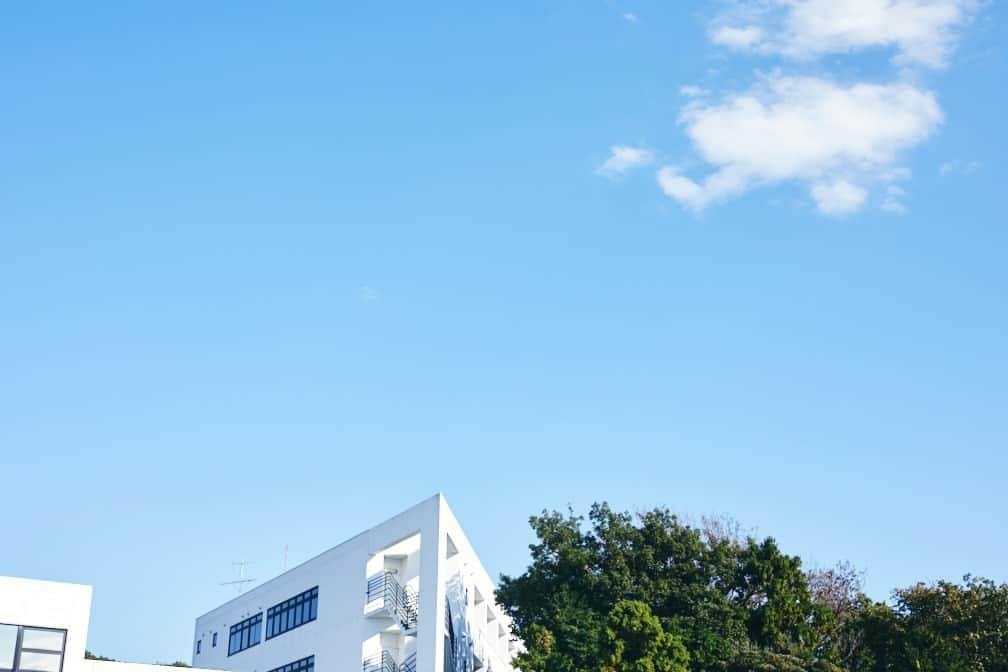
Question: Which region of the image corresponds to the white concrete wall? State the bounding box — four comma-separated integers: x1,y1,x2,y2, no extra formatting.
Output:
436,498,518,672
192,496,441,672
192,495,519,672
0,576,92,672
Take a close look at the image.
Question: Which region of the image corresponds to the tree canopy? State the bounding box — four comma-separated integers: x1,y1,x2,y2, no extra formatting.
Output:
497,503,1007,672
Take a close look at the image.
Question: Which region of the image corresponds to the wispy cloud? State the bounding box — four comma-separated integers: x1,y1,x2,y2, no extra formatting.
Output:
596,145,655,179
358,286,381,303
881,185,910,214
679,85,709,98
940,159,982,175
711,25,764,49
712,0,976,68
812,180,868,216
656,75,941,214
622,12,638,23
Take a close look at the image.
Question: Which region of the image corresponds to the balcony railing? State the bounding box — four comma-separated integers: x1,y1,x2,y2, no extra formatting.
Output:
399,652,416,672
363,651,397,672
367,571,419,631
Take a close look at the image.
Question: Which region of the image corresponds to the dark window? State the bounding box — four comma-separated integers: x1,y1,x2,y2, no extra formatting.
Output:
266,655,314,672
266,587,318,640
0,624,66,672
196,641,201,655
212,633,217,648
228,614,262,657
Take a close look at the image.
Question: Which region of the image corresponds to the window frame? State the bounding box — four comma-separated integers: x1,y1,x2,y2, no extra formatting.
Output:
265,587,318,641
266,655,314,672
227,613,262,657
0,624,67,672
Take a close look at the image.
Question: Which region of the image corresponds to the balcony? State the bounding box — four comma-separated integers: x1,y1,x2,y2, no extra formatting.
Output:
363,651,398,672
399,652,417,672
366,571,419,633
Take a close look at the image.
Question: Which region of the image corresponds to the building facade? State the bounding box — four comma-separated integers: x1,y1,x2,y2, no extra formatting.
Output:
191,495,519,672
0,576,221,672
1,576,91,672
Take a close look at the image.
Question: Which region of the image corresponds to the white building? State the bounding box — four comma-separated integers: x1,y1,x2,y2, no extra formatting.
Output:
0,576,222,672
192,494,519,672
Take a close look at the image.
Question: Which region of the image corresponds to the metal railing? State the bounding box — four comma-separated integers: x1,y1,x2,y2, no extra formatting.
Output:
367,572,419,631
399,652,417,672
363,651,397,672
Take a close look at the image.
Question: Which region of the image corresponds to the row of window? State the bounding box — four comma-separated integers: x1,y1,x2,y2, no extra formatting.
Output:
0,624,66,672
266,587,318,640
222,586,319,657
228,614,262,657
268,655,314,672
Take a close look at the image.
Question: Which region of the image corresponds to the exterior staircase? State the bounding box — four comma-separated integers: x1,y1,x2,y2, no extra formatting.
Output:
366,571,419,634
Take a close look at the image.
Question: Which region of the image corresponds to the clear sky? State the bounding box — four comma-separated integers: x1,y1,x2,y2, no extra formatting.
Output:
2,0,1006,665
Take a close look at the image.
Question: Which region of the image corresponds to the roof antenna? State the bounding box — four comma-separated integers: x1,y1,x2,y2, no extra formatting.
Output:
220,561,257,594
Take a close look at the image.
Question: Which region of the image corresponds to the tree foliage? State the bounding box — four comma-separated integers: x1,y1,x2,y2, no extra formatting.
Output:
601,601,689,672
498,504,819,672
498,503,1008,672
850,576,1008,672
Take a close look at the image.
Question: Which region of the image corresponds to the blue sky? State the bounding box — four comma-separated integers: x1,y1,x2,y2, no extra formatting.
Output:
2,0,1006,664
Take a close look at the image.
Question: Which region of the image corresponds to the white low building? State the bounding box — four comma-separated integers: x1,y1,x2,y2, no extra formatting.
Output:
192,494,519,672
0,576,222,672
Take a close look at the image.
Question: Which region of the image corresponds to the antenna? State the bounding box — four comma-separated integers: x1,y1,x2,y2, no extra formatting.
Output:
220,561,257,594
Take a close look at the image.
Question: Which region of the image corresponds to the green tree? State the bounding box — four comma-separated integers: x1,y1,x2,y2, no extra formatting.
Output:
601,601,689,672
823,576,1008,672
498,504,822,672
889,576,1008,671
728,538,820,657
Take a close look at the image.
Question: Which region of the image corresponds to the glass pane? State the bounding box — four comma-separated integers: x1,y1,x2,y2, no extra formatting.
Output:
18,652,62,672
0,625,17,668
21,629,65,653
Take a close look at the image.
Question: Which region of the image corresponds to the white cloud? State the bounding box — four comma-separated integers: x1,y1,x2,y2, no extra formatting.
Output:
657,74,942,214
622,12,638,23
881,184,909,213
714,0,975,68
358,285,381,303
940,159,982,175
812,180,868,215
680,85,709,97
712,25,764,49
596,145,655,178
